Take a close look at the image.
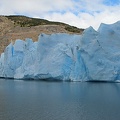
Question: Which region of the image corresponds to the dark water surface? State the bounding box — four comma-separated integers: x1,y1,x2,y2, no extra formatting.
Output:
0,79,120,120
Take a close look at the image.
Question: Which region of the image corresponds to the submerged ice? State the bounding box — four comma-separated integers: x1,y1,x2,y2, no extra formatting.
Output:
1,21,120,81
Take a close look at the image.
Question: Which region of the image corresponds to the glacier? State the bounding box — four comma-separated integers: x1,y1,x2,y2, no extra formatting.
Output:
1,21,120,82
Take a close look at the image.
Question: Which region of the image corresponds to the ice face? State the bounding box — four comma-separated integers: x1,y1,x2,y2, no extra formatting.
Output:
0,40,25,78
1,21,120,81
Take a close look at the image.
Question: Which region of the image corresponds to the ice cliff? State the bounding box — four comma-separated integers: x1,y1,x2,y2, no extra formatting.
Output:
1,21,120,82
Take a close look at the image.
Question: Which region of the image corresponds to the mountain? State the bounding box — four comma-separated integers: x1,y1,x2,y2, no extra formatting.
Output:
0,15,84,53
0,21,120,82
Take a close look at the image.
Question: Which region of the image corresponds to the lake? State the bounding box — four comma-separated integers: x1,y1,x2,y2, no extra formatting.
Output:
0,79,120,120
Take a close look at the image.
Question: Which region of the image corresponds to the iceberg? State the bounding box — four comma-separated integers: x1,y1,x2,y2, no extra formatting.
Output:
1,21,120,82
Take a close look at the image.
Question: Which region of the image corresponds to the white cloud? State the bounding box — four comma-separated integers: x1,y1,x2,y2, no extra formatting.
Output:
0,0,74,14
0,0,120,30
44,9,120,30
43,12,88,29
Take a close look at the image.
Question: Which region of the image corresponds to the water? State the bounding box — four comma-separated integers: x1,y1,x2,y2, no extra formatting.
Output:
0,79,120,120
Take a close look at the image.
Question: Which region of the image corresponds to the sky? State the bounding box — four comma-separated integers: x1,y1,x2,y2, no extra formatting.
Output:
0,0,120,30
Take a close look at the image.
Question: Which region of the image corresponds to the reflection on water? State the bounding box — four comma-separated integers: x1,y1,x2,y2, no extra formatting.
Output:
0,79,120,120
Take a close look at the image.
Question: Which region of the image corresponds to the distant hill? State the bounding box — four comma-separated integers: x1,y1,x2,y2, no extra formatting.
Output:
0,15,84,53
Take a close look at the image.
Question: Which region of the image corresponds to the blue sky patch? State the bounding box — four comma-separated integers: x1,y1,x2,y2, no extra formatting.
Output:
103,0,120,6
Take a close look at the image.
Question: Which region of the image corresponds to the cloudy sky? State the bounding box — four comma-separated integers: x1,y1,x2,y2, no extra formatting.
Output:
0,0,120,30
